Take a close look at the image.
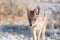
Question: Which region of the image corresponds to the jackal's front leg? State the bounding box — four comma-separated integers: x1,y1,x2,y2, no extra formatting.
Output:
37,26,42,40
42,26,46,40
37,30,41,40
30,27,37,40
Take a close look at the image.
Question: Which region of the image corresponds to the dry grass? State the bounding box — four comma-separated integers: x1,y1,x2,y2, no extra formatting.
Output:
0,13,28,25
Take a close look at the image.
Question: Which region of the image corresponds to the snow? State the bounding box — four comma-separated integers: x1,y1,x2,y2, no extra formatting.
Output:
0,24,60,40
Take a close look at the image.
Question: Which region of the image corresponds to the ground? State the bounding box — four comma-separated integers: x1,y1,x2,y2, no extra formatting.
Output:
0,24,60,40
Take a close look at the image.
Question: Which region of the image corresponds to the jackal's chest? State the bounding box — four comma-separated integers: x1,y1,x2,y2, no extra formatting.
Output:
31,17,44,28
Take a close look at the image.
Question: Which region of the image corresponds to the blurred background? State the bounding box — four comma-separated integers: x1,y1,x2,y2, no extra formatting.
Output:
0,0,60,40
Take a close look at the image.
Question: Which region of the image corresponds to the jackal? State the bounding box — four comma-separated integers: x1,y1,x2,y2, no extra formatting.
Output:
26,5,48,40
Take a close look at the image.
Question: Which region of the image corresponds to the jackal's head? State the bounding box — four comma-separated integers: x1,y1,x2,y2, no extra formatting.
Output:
26,5,40,26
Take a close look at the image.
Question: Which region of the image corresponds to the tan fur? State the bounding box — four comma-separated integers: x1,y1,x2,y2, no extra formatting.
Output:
26,5,48,40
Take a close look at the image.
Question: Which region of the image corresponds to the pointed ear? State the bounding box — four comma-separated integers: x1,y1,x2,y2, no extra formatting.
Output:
25,5,32,13
34,6,40,15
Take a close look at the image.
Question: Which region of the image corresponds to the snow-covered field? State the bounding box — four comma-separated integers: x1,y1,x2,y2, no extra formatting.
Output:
0,24,60,40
